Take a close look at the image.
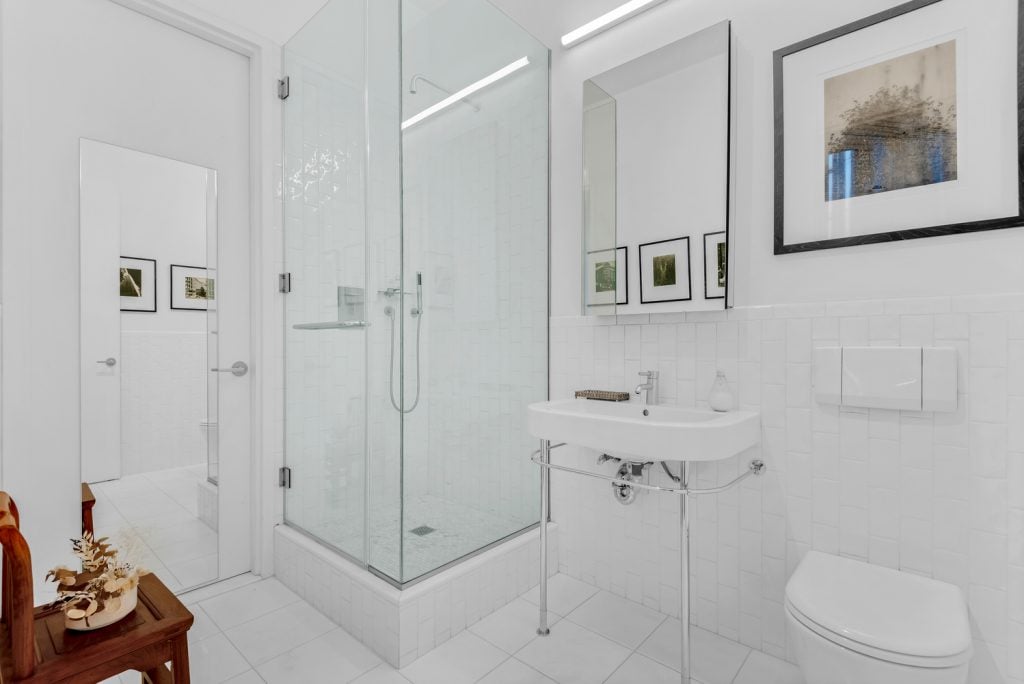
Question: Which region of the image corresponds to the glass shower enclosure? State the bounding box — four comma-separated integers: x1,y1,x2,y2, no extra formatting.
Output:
282,0,549,586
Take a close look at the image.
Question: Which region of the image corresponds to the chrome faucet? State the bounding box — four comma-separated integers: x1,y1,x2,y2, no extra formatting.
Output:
635,370,659,406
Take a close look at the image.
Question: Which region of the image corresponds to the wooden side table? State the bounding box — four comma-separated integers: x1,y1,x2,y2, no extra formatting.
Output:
3,574,193,683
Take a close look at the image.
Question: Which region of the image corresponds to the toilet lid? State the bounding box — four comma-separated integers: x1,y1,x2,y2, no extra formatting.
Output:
785,552,972,662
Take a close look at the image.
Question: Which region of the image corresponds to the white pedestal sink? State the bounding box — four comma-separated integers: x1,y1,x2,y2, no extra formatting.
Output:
528,398,760,462
527,398,762,684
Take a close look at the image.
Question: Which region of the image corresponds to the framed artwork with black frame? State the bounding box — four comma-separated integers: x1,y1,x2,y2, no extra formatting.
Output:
119,256,156,313
774,0,1024,254
170,264,215,311
639,237,691,304
703,232,727,299
585,246,628,307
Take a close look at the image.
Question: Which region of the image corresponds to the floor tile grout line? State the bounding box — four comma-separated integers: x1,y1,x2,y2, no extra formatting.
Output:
340,658,384,684
514,657,557,684
633,613,675,671
470,651,515,683
562,609,669,655
730,647,754,684
192,580,306,636
217,600,337,665
466,622,525,656
226,622,338,676
180,572,263,605
598,648,640,684
515,603,659,684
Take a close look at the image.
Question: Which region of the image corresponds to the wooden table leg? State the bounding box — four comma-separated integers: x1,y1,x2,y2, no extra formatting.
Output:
81,482,96,536
171,635,191,684
82,506,94,537
142,665,173,684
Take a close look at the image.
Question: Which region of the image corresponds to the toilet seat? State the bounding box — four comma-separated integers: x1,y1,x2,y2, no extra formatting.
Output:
785,600,971,669
785,552,972,669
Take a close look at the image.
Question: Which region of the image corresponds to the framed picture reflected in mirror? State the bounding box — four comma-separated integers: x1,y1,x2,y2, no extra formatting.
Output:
170,264,215,311
703,232,727,300
639,237,691,304
119,256,156,313
586,246,628,307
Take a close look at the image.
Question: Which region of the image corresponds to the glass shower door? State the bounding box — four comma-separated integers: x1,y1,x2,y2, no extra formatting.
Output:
282,0,373,563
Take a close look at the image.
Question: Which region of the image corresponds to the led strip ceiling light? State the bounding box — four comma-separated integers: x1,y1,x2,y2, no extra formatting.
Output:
401,56,531,130
561,0,670,48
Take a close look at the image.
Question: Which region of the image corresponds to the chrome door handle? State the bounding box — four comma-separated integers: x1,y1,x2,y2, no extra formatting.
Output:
96,358,117,367
211,361,248,377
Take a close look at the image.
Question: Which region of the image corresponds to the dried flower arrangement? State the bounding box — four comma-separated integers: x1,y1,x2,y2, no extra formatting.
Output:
47,532,149,630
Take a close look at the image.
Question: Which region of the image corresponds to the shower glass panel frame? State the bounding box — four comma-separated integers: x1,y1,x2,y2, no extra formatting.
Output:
282,0,549,587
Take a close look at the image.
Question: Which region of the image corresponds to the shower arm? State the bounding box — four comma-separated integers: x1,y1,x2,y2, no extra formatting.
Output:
408,74,481,112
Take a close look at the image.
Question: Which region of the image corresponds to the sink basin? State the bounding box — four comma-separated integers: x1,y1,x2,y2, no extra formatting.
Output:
528,399,760,462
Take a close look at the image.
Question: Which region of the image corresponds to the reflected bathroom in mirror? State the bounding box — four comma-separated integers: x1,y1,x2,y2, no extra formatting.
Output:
79,139,220,592
582,20,732,315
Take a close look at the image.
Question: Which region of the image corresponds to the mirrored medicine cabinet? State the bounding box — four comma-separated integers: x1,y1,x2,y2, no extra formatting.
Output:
582,20,732,316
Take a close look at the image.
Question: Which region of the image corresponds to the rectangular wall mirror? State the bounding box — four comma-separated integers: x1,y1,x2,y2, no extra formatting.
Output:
80,139,221,592
582,20,732,315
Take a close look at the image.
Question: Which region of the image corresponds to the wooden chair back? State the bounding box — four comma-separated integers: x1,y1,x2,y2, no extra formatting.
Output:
0,492,35,680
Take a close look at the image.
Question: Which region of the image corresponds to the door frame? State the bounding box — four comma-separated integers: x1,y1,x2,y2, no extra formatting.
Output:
106,0,284,578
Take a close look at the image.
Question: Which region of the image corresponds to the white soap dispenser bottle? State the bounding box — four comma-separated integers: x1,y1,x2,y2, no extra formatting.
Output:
709,371,734,412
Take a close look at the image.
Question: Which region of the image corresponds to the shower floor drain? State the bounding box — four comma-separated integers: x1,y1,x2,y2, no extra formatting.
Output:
410,526,436,537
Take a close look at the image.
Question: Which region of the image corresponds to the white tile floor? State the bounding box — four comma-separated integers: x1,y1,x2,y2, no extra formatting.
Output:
91,465,219,591
101,572,803,684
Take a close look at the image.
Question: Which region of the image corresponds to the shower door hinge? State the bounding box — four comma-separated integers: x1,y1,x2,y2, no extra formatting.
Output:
277,76,290,100
279,466,292,489
279,272,292,293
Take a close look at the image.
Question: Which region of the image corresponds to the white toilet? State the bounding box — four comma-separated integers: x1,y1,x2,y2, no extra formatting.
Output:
785,551,972,684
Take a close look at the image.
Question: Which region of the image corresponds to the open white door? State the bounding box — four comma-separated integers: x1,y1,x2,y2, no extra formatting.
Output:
71,1,252,589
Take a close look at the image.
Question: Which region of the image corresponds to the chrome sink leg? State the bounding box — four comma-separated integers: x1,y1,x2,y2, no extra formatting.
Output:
538,439,551,636
680,462,691,684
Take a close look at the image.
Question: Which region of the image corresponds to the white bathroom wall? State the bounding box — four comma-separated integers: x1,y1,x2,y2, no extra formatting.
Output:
490,0,1024,315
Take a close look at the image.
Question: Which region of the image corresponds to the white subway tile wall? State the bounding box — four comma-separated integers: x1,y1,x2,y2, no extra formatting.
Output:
274,524,559,668
550,296,1024,684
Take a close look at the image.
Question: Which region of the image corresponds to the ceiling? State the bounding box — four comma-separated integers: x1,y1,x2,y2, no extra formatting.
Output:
486,0,629,49
158,0,638,51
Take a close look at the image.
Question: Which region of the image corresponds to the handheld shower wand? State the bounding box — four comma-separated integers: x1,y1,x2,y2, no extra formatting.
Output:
387,271,424,413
